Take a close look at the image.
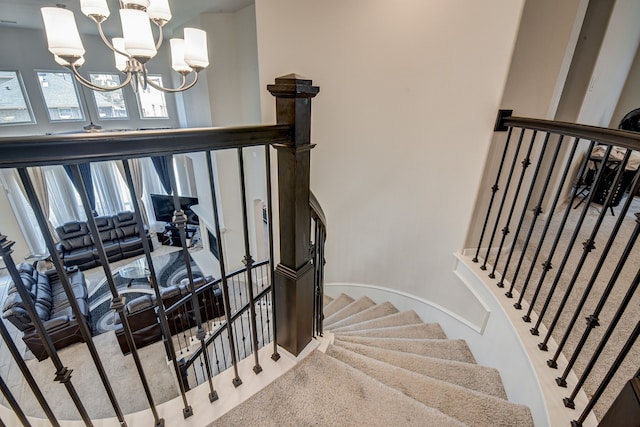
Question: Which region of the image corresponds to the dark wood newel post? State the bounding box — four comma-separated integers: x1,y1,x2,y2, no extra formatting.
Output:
267,74,320,356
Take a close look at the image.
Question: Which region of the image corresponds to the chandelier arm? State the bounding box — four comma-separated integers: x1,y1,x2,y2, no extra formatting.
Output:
145,72,200,93
70,65,133,92
154,21,164,51
97,21,131,59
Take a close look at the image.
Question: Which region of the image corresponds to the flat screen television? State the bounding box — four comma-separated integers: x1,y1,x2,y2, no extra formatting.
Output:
150,194,199,226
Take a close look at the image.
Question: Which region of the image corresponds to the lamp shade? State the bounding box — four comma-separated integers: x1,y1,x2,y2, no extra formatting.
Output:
170,39,192,74
41,7,85,58
122,0,150,8
80,0,110,19
120,9,157,60
112,38,128,72
148,0,171,22
184,28,208,69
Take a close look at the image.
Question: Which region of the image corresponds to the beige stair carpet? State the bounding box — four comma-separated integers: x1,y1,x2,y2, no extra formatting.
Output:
322,294,333,307
326,345,534,427
323,296,376,327
335,335,476,364
329,310,423,333
326,301,399,330
209,350,466,427
322,293,354,318
332,339,507,398
334,322,447,339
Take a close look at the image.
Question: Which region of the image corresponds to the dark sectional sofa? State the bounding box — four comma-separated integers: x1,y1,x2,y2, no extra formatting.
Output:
55,211,153,270
114,275,223,354
1,263,89,361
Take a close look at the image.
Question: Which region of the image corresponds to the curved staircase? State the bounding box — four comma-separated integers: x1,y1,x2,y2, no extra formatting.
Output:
211,294,535,426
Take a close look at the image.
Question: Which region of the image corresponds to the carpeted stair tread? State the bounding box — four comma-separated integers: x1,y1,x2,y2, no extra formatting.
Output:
209,350,467,427
326,301,399,330
332,340,507,399
329,310,423,333
326,345,534,427
324,296,377,327
322,293,355,318
334,336,476,364
323,294,333,308
334,322,447,340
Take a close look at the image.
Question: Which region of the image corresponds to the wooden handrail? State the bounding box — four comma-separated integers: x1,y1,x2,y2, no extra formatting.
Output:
0,124,292,168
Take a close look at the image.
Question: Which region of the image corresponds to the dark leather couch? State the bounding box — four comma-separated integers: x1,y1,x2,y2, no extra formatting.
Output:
1,263,90,361
114,276,223,354
55,211,153,270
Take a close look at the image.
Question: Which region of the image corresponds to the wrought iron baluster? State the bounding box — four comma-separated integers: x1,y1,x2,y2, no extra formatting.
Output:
521,138,580,324
489,130,539,280
557,211,640,394
473,126,514,263
542,147,629,365
0,319,59,426
205,150,242,387
16,167,128,425
536,144,614,352
121,159,193,416
481,128,527,271
0,235,93,426
571,318,640,427
264,145,280,360
237,147,263,373
0,374,31,427
68,163,163,426
530,140,597,338
165,154,218,402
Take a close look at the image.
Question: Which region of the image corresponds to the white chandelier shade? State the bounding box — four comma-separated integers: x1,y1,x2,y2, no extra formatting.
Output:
41,1,209,93
41,7,86,58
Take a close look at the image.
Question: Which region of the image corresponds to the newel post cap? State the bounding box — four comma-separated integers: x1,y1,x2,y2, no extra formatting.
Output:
267,73,319,98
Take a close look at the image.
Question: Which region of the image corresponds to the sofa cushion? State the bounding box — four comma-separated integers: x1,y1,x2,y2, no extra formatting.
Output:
57,222,93,252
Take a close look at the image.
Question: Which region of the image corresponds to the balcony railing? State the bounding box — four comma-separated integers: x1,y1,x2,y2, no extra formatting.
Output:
471,110,640,426
0,75,323,426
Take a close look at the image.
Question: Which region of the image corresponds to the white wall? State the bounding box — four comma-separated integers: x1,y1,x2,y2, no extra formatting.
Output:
182,6,264,271
611,44,640,127
577,0,640,127
255,0,525,318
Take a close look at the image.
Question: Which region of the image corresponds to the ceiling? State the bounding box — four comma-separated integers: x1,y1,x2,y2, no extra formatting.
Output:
0,0,254,36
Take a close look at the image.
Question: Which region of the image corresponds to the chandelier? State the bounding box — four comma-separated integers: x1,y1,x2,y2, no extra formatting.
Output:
41,0,209,93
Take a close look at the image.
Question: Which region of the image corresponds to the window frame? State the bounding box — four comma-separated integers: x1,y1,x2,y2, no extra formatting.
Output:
88,72,129,121
0,70,36,126
35,69,86,123
136,74,170,119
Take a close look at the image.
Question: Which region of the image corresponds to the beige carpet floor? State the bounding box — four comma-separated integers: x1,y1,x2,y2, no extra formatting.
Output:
212,296,534,427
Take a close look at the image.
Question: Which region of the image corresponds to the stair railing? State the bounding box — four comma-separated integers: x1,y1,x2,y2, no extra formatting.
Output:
0,74,322,424
471,110,640,426
310,191,327,337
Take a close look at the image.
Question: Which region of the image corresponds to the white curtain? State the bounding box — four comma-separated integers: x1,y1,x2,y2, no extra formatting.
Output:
91,161,133,216
173,154,196,197
0,169,47,256
127,158,150,226
141,157,168,232
27,166,59,241
44,165,86,227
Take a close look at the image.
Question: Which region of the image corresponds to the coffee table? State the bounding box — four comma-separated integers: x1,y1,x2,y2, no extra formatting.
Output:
118,257,150,287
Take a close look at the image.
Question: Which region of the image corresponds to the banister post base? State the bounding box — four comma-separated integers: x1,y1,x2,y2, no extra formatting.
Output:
274,262,315,356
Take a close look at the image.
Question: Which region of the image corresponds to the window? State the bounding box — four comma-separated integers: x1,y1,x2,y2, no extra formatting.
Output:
0,71,34,125
36,70,84,122
89,73,128,119
137,75,168,118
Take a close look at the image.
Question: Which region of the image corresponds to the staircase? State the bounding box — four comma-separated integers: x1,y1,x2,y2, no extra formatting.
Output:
211,294,535,426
